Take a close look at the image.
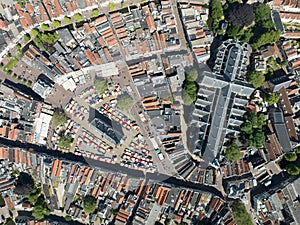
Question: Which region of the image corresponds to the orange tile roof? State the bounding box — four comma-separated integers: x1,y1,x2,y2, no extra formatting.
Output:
26,3,35,14
51,159,59,177
84,169,93,185
95,16,107,24
65,2,73,13
15,4,23,17
39,5,49,21
54,0,64,15
20,18,28,31
143,6,156,32
84,49,96,65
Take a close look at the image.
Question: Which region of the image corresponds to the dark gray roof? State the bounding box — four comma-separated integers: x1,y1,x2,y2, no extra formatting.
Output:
88,107,124,145
270,108,292,152
57,28,75,46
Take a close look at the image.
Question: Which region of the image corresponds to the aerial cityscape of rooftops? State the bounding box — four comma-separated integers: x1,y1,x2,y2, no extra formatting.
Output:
0,0,300,224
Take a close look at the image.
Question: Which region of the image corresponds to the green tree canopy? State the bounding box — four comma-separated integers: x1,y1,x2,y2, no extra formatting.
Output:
254,3,271,24
182,92,193,106
83,195,97,214
31,28,39,37
27,187,41,205
241,121,252,134
52,111,67,127
92,9,99,17
287,164,300,176
232,202,253,225
264,92,279,105
58,136,72,150
250,130,265,148
94,79,108,94
24,34,31,42
225,143,242,161
227,25,241,39
32,194,50,220
285,152,298,162
64,17,71,23
52,20,61,28
186,68,198,81
247,71,265,88
108,2,116,11
251,29,280,50
183,81,197,105
243,112,265,128
41,24,49,31
74,13,82,21
117,95,134,111
65,215,72,221
210,0,224,33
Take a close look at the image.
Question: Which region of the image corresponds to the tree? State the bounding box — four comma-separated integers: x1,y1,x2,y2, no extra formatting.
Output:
241,121,252,134
32,195,50,220
27,187,41,205
92,9,99,17
108,2,116,11
117,95,134,111
58,136,72,150
226,3,254,28
186,68,198,82
225,143,242,161
285,152,297,162
64,17,71,23
52,111,67,127
182,92,193,106
83,195,97,214
231,202,253,225
250,130,265,148
247,71,265,88
183,81,197,104
3,218,15,225
256,113,265,129
65,215,72,222
227,25,241,39
24,34,31,42
240,29,253,43
31,28,39,37
94,79,108,94
210,0,224,33
41,24,49,31
14,172,34,196
254,3,272,24
73,13,82,21
52,20,61,28
264,92,279,105
251,29,280,50
287,164,300,176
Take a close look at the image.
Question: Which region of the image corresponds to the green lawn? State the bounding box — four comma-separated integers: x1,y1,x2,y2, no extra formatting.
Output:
3,57,19,74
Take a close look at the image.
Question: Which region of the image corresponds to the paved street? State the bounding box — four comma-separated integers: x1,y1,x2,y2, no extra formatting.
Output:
0,136,223,198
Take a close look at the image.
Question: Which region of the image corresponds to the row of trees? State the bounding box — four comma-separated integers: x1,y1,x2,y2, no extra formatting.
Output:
284,149,300,175
14,172,50,220
232,202,253,225
210,0,224,34
31,28,59,50
240,112,265,148
183,68,198,105
211,1,280,50
225,143,242,162
251,4,280,50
